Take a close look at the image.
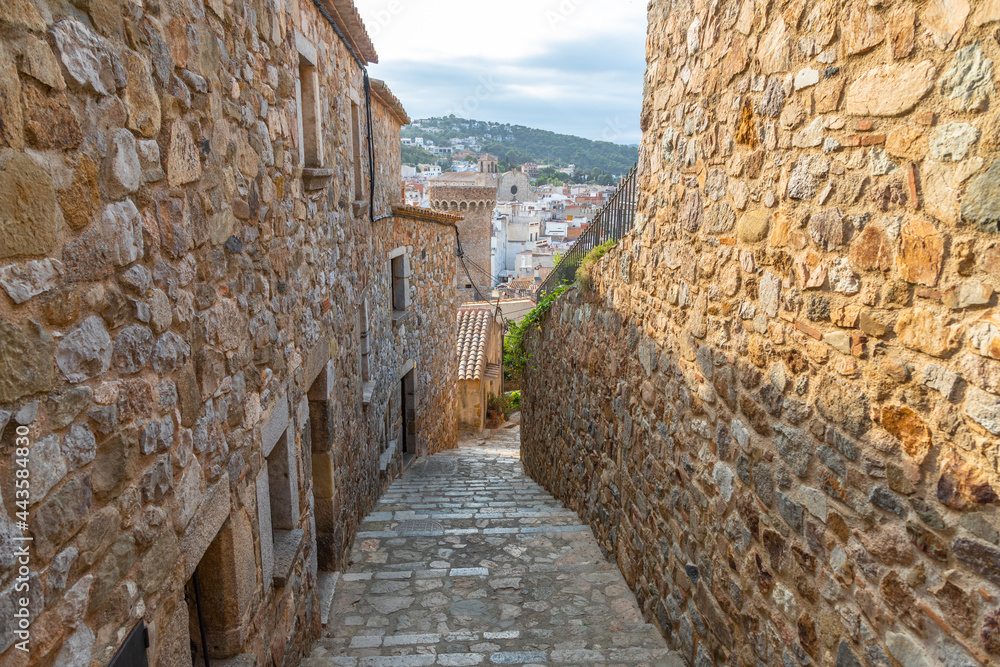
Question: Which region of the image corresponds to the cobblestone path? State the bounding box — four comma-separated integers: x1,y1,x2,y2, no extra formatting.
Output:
304,424,679,667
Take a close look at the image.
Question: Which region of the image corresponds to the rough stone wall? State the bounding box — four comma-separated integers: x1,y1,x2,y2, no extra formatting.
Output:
428,184,497,302
391,209,460,456
523,1,1000,666
0,0,456,665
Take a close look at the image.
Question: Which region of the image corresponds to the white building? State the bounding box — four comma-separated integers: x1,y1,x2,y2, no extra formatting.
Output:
401,165,417,178
418,164,442,177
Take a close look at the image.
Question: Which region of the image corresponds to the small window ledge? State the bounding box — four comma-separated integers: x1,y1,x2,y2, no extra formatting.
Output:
379,441,396,472
392,310,411,326
353,200,370,217
302,168,334,191
272,528,305,588
362,381,375,406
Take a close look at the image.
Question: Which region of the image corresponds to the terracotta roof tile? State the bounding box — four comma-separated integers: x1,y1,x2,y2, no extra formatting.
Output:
456,308,494,381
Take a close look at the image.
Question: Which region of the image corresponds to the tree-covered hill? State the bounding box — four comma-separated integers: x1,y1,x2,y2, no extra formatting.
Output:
401,116,638,177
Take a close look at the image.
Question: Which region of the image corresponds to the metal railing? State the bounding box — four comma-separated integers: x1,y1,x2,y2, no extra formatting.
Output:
537,164,638,297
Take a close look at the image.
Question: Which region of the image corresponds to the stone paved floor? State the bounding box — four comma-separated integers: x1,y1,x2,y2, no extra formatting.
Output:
303,419,680,667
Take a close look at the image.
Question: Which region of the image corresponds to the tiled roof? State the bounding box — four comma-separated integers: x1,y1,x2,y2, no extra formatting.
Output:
370,79,410,125
457,309,494,381
318,0,379,64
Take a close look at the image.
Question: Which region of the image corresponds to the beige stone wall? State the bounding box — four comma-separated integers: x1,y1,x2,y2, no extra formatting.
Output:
428,185,497,302
391,209,460,456
523,1,1000,666
0,0,456,665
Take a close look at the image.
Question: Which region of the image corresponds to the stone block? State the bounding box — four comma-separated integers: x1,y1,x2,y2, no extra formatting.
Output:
0,319,55,403
0,153,57,261
181,474,231,578
256,467,274,587
262,393,289,457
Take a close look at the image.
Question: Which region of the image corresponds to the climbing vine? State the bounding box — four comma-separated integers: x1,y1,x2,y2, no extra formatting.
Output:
503,286,569,382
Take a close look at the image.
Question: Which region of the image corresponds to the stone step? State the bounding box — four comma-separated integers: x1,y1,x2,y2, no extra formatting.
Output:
303,642,683,667
318,570,340,626
322,622,669,652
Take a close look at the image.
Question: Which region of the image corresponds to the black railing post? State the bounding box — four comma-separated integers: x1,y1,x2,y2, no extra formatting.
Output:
538,164,638,298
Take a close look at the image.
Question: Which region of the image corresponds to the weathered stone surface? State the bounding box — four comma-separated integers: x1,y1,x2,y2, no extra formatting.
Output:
930,122,979,162
46,386,93,430
0,153,57,260
841,1,885,55
737,210,770,243
961,160,1000,233
808,208,846,250
166,119,201,186
921,0,970,50
112,324,154,375
897,219,943,286
21,79,81,149
845,62,936,116
100,199,144,266
758,17,791,74
103,129,141,199
816,376,870,436
793,116,824,148
50,19,116,96
922,161,960,226
937,449,998,508
0,58,24,150
32,474,92,560
18,35,66,90
849,224,893,272
59,155,100,230
886,126,927,160
922,363,960,398
0,0,45,31
943,281,992,309
0,259,62,304
774,424,813,476
0,319,55,403
886,632,933,667
894,308,962,357
973,0,1000,26
953,537,1000,587
966,386,1000,435
939,43,994,113
882,406,932,463
29,435,68,506
121,50,161,138
57,316,112,383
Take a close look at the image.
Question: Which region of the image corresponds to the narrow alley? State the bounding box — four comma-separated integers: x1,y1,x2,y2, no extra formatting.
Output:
304,421,679,667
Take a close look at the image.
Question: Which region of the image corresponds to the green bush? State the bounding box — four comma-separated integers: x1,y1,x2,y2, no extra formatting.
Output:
503,287,569,383
575,240,618,291
487,392,512,418
506,390,521,411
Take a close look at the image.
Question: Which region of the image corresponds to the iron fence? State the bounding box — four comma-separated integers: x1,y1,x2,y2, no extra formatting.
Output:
537,164,638,297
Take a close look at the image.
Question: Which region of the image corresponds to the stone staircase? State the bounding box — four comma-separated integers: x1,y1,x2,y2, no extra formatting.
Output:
302,432,682,667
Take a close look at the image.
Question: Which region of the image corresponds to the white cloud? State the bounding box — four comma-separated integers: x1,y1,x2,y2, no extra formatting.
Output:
355,0,647,143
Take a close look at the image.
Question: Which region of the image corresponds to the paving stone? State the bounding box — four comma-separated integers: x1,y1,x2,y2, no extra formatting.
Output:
312,428,676,665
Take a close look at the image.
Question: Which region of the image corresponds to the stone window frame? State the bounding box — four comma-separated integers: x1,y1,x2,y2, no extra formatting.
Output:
294,32,323,169
351,98,365,202
359,296,375,405
255,393,304,589
389,245,412,323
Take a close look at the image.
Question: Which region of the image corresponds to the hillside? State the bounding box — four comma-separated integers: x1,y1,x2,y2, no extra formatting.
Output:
401,116,638,178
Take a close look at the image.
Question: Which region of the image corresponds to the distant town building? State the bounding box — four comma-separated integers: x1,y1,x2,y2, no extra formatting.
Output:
456,308,504,431
521,162,539,178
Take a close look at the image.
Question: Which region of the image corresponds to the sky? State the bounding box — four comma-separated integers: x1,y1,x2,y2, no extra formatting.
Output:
353,0,649,145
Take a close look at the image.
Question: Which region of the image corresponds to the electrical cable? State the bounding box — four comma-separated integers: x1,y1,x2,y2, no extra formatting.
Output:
363,71,376,222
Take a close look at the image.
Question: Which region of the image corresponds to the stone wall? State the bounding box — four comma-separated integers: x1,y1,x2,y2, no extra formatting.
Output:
523,1,1000,666
428,184,497,302
0,0,456,665
391,206,460,456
